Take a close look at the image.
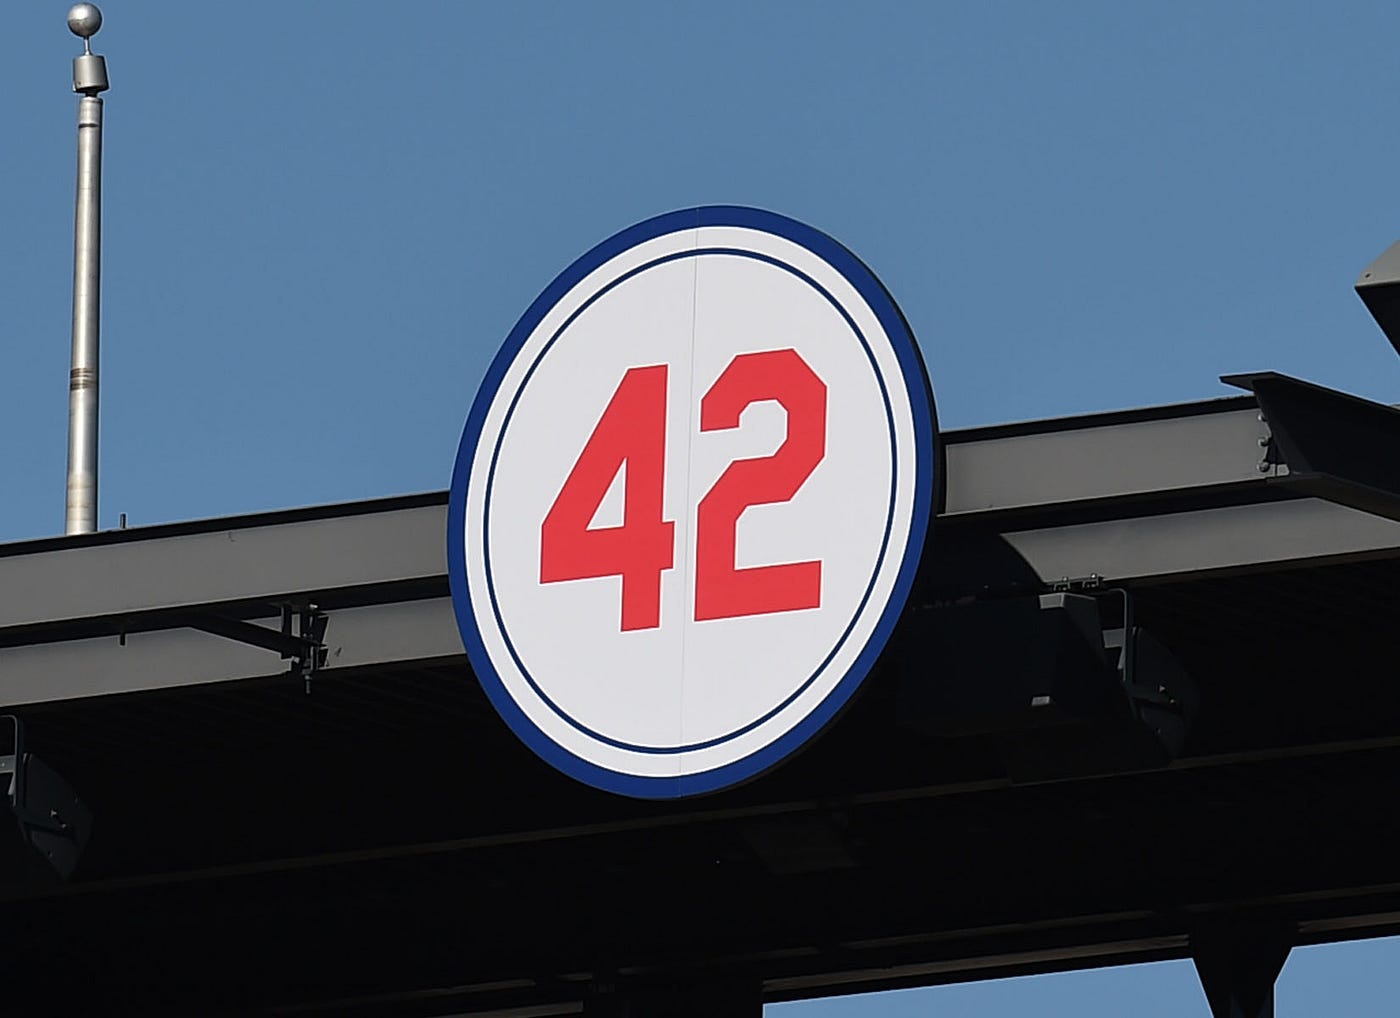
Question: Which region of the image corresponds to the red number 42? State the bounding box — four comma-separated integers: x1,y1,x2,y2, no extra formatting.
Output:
539,349,827,631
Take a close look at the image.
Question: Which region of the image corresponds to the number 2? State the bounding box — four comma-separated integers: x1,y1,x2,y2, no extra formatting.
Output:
694,349,826,621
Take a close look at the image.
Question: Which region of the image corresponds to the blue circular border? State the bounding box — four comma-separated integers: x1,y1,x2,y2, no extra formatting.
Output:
448,206,938,800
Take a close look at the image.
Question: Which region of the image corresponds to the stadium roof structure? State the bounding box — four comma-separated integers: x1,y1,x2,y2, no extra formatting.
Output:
3,369,1400,1016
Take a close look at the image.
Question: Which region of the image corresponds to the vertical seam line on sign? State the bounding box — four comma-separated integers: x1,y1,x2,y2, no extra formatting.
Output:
676,222,703,780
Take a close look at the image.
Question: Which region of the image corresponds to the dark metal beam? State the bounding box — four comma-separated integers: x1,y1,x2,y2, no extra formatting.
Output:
181,614,306,659
0,503,446,631
0,599,464,707
1000,497,1400,586
1224,372,1400,522
943,402,1271,519
4,389,1400,704
1355,238,1400,357
5,499,1400,705
0,395,1277,631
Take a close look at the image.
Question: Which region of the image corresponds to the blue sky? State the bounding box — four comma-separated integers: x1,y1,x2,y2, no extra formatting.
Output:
5,1,1400,542
3,1,1400,1011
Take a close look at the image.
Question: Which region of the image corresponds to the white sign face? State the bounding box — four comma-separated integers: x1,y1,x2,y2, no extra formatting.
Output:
449,207,937,798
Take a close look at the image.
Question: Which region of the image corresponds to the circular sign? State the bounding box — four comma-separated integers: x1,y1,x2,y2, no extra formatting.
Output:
449,207,937,799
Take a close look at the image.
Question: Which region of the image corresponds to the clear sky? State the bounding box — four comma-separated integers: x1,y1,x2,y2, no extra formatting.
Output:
3,1,1400,1011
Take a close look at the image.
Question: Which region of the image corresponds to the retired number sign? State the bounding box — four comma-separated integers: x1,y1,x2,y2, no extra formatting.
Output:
448,207,937,798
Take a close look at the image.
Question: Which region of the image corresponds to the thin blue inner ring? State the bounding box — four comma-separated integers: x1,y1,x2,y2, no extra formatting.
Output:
480,247,898,755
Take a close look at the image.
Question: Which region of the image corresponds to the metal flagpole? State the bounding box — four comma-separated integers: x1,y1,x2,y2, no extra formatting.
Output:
64,3,108,535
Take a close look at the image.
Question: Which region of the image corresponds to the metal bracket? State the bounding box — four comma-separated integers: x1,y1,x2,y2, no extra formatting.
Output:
184,604,328,693
2,715,91,881
1,715,26,817
1098,588,1197,759
1049,573,1104,592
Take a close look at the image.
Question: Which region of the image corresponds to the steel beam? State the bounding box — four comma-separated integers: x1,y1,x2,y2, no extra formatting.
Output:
0,598,464,707
1355,237,1400,356
5,494,1400,707
1224,372,1400,522
3,392,1400,705
0,396,1280,628
1001,497,1400,586
0,500,446,631
943,401,1270,517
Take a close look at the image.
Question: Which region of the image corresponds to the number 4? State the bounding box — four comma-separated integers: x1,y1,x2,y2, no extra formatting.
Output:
539,365,676,631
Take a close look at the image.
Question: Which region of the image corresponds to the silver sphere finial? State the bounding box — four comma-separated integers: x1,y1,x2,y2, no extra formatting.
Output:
67,3,103,40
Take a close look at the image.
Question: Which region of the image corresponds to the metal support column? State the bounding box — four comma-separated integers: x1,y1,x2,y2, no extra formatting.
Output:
64,4,109,535
1191,920,1293,1018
